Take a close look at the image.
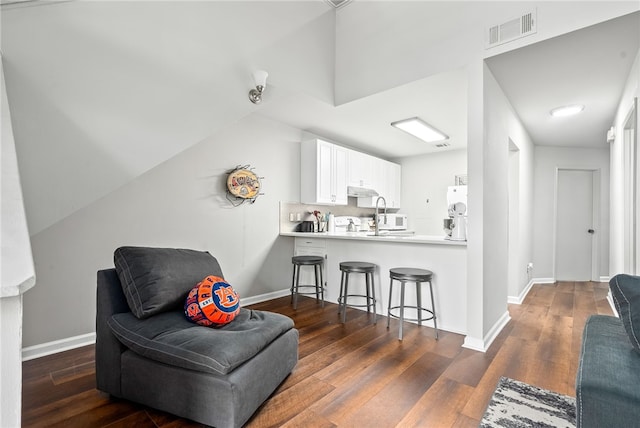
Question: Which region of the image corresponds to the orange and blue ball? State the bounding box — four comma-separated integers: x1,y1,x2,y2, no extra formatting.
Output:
184,275,240,326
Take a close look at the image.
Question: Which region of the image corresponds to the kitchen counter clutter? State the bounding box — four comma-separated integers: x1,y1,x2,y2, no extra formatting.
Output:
280,231,467,246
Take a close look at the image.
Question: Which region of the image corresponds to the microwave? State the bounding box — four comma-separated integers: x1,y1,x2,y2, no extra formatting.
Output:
378,214,408,230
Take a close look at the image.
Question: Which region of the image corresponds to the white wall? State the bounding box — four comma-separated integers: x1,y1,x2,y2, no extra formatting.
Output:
23,114,301,347
399,149,467,235
1,56,34,428
610,49,640,275
533,146,611,279
481,64,530,339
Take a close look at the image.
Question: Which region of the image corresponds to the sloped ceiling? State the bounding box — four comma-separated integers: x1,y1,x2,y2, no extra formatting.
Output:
2,1,638,236
1,0,334,234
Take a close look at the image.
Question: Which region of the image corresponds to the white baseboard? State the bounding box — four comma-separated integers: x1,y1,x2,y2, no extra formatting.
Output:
462,310,511,353
241,288,291,306
21,288,293,361
22,332,96,361
599,276,610,283
508,279,535,305
532,277,555,284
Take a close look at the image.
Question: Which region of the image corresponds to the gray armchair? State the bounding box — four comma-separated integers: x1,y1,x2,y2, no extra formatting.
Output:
96,247,298,427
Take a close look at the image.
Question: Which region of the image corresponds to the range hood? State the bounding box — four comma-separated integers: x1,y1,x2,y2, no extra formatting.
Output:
347,186,379,198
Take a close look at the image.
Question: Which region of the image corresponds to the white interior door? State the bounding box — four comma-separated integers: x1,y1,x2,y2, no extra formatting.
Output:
555,169,595,281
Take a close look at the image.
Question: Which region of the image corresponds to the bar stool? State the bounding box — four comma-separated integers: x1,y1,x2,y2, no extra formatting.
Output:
338,261,377,324
387,267,438,340
291,256,324,309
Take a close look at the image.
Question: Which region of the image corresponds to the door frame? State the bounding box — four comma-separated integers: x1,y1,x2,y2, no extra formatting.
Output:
552,167,601,281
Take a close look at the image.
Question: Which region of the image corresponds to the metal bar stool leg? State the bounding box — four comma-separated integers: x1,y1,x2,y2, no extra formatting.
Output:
387,277,394,329
341,272,349,324
367,271,377,324
291,264,296,304
338,271,345,314
416,281,423,326
319,262,325,307
293,264,300,309
313,264,320,303
399,281,406,340
429,280,438,339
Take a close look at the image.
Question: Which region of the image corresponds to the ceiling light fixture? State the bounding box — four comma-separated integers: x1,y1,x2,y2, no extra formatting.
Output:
391,117,449,143
248,70,268,104
550,104,584,117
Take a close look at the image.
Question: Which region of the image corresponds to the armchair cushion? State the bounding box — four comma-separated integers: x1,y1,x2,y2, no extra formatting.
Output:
114,246,224,319
108,308,294,375
609,274,640,353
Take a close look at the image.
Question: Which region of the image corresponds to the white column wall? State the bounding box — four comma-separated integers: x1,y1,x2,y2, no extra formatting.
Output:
610,50,640,275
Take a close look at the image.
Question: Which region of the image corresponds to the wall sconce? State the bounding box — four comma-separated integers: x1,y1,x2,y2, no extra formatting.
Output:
248,70,268,104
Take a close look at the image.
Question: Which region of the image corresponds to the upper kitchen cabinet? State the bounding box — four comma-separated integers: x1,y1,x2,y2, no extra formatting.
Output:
357,158,402,209
301,139,348,205
347,149,374,189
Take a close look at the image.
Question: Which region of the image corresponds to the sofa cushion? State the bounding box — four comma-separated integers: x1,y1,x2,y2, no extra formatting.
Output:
114,246,224,319
576,315,640,427
108,308,294,375
609,274,640,353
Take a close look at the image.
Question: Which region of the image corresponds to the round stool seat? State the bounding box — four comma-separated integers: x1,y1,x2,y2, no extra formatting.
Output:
389,268,433,282
338,261,377,324
387,267,437,341
291,256,324,309
340,261,376,273
293,255,324,265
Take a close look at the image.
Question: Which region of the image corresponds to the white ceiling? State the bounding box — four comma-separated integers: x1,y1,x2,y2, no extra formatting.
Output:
486,11,639,148
262,9,639,156
259,67,468,159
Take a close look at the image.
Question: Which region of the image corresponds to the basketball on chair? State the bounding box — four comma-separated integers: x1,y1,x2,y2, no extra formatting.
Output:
184,275,240,326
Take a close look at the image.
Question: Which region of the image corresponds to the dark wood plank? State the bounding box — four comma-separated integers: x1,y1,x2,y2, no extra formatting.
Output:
22,282,612,427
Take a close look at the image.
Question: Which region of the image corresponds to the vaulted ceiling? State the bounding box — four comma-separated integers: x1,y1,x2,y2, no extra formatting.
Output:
2,1,638,235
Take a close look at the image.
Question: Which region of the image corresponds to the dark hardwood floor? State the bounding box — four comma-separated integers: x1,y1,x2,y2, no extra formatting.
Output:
22,281,613,427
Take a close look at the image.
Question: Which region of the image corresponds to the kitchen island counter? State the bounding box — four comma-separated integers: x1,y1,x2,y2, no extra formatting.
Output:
282,231,467,335
280,231,466,246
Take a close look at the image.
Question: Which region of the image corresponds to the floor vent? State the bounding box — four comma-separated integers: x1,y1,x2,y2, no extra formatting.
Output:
324,0,352,9
486,9,537,49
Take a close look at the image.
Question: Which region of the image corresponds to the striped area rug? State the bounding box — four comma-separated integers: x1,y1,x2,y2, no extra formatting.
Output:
480,377,576,428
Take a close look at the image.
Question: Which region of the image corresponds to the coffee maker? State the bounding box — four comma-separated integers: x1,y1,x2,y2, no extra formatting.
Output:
444,186,467,241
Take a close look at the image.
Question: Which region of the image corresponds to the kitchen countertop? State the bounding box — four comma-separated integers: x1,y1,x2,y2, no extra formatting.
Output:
280,231,467,246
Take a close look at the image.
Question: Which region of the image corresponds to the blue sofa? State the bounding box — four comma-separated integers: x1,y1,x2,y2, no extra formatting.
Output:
96,247,298,427
576,274,640,427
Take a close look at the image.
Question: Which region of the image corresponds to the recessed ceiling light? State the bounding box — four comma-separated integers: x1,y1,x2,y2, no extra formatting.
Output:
391,117,449,143
550,105,584,117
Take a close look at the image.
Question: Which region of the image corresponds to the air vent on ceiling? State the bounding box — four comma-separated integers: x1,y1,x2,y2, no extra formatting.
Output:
435,142,451,148
324,0,352,9
486,9,537,49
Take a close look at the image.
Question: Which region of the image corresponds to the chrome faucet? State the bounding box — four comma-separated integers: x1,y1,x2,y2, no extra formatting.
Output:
374,196,387,236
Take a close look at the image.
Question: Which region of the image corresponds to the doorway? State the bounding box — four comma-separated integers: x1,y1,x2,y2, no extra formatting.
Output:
555,169,600,281
623,98,638,275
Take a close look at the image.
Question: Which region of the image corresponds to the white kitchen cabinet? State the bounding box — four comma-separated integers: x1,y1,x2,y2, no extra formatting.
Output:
347,149,374,189
301,139,348,205
357,158,402,209
385,161,402,208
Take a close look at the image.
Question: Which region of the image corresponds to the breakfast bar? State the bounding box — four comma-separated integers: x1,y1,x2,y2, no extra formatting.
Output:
280,231,467,335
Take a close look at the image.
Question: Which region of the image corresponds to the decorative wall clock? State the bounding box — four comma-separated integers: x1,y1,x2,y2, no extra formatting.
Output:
226,165,263,206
